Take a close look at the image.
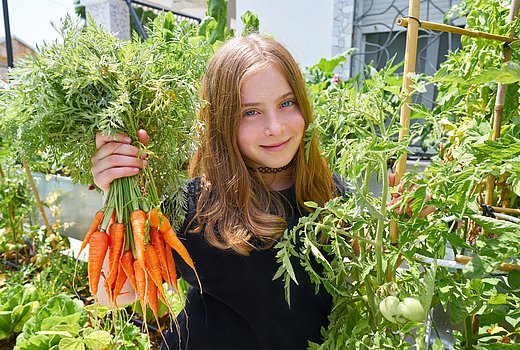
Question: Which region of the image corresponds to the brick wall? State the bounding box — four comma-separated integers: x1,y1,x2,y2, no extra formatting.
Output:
0,37,35,81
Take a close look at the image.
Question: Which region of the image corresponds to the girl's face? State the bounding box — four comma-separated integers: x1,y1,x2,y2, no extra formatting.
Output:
237,65,305,170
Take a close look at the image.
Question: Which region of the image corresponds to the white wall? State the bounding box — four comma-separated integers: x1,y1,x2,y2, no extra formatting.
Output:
0,0,78,50
235,0,334,69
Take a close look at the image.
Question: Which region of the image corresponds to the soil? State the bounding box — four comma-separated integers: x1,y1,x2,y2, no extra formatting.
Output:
0,336,17,350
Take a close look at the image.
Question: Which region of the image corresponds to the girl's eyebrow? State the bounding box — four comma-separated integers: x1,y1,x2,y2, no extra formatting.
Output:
241,91,295,108
278,91,295,101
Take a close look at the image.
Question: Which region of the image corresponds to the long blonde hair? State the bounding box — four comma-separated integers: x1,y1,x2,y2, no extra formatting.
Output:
189,34,335,255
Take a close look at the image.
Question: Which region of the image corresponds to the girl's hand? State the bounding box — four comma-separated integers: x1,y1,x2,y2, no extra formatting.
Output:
91,129,150,192
388,173,435,219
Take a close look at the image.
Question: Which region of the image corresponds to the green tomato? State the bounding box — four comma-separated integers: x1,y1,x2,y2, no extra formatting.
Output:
379,296,402,324
398,297,425,322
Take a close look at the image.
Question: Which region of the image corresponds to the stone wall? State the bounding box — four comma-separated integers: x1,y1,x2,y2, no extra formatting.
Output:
332,0,354,76
81,0,131,40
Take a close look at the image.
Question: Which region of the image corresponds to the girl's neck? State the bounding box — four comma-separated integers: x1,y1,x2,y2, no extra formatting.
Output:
262,170,294,191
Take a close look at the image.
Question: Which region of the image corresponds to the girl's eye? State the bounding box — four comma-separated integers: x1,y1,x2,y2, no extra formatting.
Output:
243,109,258,117
280,100,294,108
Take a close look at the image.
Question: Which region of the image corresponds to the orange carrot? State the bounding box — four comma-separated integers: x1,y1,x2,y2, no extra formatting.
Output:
149,226,169,283
145,272,160,327
165,247,179,292
106,222,125,289
148,207,160,228
144,244,168,305
144,244,163,288
88,231,109,296
134,260,147,320
121,250,137,292
112,264,128,306
131,209,148,270
78,210,104,257
159,213,201,291
158,214,195,271
107,222,116,270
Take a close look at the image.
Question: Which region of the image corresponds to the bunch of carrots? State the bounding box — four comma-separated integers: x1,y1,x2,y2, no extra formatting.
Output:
78,158,199,326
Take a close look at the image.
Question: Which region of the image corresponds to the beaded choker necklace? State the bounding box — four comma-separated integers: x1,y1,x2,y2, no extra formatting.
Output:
251,162,292,174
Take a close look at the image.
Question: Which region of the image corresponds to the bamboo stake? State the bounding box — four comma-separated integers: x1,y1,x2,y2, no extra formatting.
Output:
484,0,520,235
389,0,421,247
22,160,53,235
489,206,520,216
397,18,517,43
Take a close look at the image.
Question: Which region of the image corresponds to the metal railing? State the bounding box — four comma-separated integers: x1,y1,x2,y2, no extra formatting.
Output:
131,0,201,25
351,0,465,108
125,0,202,39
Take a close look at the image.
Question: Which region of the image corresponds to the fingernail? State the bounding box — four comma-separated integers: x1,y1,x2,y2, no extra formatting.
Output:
132,168,140,173
144,160,149,167
125,137,132,143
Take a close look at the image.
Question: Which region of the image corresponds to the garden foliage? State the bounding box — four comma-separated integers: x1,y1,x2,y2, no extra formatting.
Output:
0,0,519,348
276,0,520,348
0,13,212,222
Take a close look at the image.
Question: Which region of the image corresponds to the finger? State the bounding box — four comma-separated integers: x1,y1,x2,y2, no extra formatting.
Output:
418,205,436,219
409,183,420,191
397,182,405,194
351,239,360,257
137,129,149,147
405,200,413,216
92,154,148,176
390,190,400,199
92,143,141,163
388,196,404,215
93,167,142,192
389,173,396,187
388,197,400,206
96,132,132,150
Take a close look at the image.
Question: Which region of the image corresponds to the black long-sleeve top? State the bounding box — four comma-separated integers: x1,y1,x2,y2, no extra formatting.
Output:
161,176,345,350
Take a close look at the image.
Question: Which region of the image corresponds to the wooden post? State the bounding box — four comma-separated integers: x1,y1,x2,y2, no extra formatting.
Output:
396,18,516,43
484,0,520,233
22,161,53,235
389,0,421,247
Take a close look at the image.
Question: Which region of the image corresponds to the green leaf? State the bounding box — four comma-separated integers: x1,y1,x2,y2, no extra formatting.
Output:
83,330,111,350
488,293,508,305
41,315,82,333
463,215,520,278
0,311,12,340
511,175,520,197
419,263,436,315
36,330,73,337
12,301,39,333
304,201,319,209
59,337,85,350
51,323,81,337
306,240,333,273
508,269,520,290
469,215,520,236
313,56,347,74
495,61,520,84
240,10,259,35
431,338,446,350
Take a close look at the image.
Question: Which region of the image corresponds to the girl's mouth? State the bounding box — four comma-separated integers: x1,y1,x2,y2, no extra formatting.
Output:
261,139,290,152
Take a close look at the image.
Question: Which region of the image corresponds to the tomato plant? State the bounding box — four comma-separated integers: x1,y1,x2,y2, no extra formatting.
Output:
277,0,519,348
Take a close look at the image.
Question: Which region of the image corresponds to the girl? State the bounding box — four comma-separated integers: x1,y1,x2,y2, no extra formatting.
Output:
92,34,346,349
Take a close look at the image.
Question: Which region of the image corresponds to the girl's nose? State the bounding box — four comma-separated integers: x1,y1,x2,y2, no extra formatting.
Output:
264,112,283,136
